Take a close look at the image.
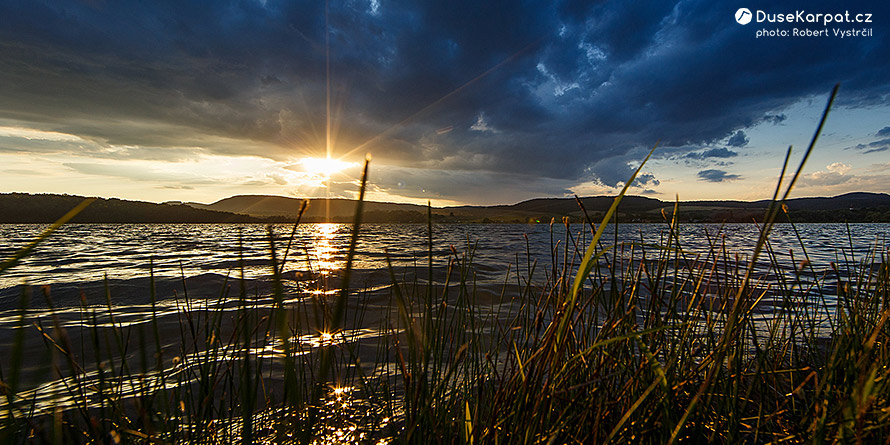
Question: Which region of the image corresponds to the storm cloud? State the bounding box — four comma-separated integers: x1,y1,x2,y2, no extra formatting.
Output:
684,147,738,161
726,131,749,148
0,0,887,200
698,169,741,183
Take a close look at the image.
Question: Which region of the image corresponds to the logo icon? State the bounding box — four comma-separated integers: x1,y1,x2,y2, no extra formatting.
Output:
735,8,752,25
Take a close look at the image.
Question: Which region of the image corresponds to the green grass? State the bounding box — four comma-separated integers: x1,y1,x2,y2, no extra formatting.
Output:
2,85,890,443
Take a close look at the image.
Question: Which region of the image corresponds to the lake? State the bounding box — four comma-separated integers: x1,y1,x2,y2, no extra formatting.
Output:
0,222,887,440
1,222,886,293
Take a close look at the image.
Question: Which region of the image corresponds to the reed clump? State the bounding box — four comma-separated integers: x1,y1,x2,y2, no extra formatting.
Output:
2,85,890,443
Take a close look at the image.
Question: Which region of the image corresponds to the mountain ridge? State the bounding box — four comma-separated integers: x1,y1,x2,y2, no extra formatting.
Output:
1,192,889,223
0,193,271,223
193,191,890,222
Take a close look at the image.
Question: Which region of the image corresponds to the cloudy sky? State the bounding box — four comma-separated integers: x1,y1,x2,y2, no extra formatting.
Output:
0,0,888,205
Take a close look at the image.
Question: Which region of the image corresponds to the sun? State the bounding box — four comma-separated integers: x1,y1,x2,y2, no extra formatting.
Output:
299,157,356,177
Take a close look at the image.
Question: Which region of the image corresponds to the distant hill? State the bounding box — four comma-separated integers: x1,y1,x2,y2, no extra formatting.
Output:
2,192,889,224
751,192,890,211
192,192,890,223
0,193,273,223
191,195,429,222
440,196,667,222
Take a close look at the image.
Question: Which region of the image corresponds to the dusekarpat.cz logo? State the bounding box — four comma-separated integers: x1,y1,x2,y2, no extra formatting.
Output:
736,8,752,25
735,8,874,39
734,8,873,26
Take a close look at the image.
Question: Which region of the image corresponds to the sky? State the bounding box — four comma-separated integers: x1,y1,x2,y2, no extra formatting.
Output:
0,0,888,206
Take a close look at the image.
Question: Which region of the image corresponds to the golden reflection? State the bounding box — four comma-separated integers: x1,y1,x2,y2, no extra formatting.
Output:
313,385,374,444
296,331,338,349
312,223,341,274
292,328,377,350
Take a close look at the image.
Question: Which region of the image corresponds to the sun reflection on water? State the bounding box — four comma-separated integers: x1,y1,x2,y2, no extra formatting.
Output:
311,223,342,274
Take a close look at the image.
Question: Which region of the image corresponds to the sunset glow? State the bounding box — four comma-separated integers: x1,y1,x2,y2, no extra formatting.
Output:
298,157,357,179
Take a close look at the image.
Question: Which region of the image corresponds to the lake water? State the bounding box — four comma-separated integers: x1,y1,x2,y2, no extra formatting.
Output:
1,221,886,349
1,222,886,296
0,222,887,438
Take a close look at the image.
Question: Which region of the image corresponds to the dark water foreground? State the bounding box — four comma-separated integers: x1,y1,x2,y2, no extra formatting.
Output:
0,222,888,442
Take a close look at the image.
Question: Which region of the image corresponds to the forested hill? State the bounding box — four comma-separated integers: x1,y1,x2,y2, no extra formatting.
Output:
0,193,271,223
2,191,890,223
196,192,890,223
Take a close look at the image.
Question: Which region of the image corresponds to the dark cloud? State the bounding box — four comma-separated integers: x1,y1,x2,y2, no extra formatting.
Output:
585,151,654,187
867,138,890,153
877,126,890,137
633,173,660,188
726,130,749,148
0,0,887,200
684,147,738,160
762,114,787,125
846,138,890,154
697,169,741,183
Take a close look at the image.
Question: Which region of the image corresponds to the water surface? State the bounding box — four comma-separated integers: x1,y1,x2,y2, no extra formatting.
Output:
2,223,885,294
